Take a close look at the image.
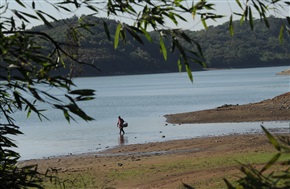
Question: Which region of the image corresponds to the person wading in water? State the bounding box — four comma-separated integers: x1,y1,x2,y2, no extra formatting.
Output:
117,116,125,135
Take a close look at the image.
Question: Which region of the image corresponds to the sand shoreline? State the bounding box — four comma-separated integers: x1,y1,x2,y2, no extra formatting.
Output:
165,92,290,124
21,125,288,161
20,92,290,161
20,132,285,188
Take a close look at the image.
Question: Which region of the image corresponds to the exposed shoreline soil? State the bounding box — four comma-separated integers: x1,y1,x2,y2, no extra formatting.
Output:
165,92,290,124
22,134,281,189
277,68,290,75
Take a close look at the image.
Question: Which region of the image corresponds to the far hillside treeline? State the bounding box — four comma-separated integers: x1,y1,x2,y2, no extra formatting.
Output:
31,15,290,77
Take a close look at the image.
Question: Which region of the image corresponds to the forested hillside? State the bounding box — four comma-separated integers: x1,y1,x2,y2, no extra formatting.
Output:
31,15,290,77
194,16,290,68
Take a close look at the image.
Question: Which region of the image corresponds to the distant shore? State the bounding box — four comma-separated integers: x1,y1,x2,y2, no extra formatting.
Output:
276,68,290,75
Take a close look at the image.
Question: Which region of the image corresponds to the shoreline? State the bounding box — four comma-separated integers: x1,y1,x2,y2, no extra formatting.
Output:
21,125,289,161
20,132,284,188
19,120,288,161
165,92,290,124
17,70,290,188
19,91,290,188
19,92,290,162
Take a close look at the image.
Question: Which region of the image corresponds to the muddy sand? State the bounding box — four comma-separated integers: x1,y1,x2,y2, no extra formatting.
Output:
165,92,290,124
20,92,290,188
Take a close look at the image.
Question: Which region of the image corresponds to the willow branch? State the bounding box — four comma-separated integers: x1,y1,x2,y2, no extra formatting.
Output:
2,30,101,71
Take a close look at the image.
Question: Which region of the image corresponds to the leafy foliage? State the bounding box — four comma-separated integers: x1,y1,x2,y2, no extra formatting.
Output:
197,16,290,68
0,0,289,188
224,126,290,189
0,125,44,189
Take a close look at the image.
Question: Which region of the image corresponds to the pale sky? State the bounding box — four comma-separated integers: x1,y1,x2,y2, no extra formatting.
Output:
1,0,289,30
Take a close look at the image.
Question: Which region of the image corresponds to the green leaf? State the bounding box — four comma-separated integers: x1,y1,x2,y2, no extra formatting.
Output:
182,183,195,189
63,110,70,123
15,0,26,8
240,14,245,25
86,5,99,13
13,92,22,110
32,1,35,9
173,12,187,22
287,16,290,25
177,57,182,72
167,12,178,25
223,178,235,189
69,89,95,96
185,62,193,82
66,104,94,121
180,31,191,43
142,29,152,42
18,11,38,20
37,10,58,22
28,87,44,102
42,91,61,102
159,35,167,60
195,40,204,59
263,14,270,28
279,24,284,44
262,126,281,151
126,26,143,44
260,153,281,173
57,5,71,12
235,0,243,9
103,21,111,41
114,23,122,49
249,7,254,30
244,6,248,21
76,96,95,101
201,18,208,30
36,11,52,27
26,107,32,118
13,10,30,23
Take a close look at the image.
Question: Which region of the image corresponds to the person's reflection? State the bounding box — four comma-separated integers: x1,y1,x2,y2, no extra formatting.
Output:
119,134,128,145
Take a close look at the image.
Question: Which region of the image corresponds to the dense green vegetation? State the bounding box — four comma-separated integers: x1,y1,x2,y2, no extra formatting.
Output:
30,15,178,77
196,16,290,68
31,15,290,76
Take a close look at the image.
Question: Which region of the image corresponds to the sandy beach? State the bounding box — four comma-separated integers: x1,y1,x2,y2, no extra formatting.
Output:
21,134,281,189
19,91,290,189
165,92,290,124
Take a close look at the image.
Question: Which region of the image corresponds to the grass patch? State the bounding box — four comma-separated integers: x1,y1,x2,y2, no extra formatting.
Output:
40,150,288,189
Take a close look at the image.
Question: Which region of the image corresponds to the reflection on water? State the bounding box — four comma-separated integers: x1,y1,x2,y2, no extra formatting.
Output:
119,135,128,145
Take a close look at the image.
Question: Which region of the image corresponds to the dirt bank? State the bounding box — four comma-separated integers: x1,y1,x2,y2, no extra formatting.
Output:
165,92,290,124
21,133,282,189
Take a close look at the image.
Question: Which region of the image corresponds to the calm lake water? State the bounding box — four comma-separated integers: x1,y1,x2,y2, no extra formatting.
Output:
12,66,290,160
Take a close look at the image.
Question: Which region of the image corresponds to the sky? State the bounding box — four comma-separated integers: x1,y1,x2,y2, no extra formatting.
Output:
1,0,289,31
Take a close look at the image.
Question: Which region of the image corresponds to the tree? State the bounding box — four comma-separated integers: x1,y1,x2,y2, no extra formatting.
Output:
0,0,289,188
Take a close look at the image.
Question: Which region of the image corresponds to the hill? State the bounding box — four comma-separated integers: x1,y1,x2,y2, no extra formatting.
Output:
194,16,290,69
30,15,290,77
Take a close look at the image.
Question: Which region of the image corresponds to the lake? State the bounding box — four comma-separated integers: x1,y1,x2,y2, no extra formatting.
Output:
12,66,290,160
